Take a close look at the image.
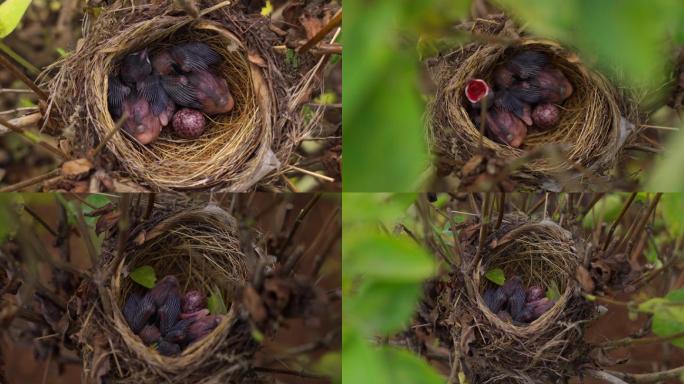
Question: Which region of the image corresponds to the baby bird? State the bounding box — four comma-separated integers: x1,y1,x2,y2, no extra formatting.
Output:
187,315,221,344
485,108,527,148
526,66,573,104
152,44,234,115
506,50,549,80
162,69,235,115
118,49,172,143
123,292,156,333
169,42,221,72
107,75,130,120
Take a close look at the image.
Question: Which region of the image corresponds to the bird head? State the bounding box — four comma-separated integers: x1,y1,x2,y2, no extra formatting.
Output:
121,49,152,84
465,79,490,104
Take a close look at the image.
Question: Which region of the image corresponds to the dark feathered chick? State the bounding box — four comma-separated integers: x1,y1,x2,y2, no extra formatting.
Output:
187,315,221,344
148,276,180,307
107,75,130,120
124,292,156,333
158,289,181,335
139,324,161,346
137,74,175,126
157,340,181,356
120,50,152,86
483,287,508,313
494,88,535,126
527,66,573,104
506,51,549,80
508,284,527,321
162,70,234,115
169,42,221,72
164,318,195,344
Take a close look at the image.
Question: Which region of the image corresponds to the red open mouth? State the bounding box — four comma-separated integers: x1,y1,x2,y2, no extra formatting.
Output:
465,79,490,103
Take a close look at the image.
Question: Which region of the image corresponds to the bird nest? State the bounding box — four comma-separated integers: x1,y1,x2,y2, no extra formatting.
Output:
75,205,263,383
429,34,637,190
42,2,318,191
411,216,595,383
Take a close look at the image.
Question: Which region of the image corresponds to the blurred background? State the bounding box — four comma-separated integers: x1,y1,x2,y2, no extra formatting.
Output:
344,0,684,192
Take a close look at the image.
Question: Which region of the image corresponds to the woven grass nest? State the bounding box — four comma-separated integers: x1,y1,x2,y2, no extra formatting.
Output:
429,33,638,189
42,2,318,191
76,205,263,383
417,216,595,383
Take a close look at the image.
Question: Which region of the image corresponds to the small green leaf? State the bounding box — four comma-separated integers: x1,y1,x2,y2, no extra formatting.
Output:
314,352,341,384
651,288,684,349
0,0,31,38
546,280,561,301
251,328,264,342
485,268,505,286
129,265,156,288
208,286,227,315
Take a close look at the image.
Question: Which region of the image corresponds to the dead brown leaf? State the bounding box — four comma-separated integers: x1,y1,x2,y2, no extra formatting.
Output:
248,51,267,68
243,286,267,323
61,158,93,180
576,265,595,293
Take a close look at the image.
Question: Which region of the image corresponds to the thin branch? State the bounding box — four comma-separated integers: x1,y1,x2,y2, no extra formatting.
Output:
597,330,684,349
605,365,684,383
0,52,47,99
0,169,61,192
298,9,343,54
0,116,68,160
24,206,58,237
585,369,629,384
279,194,321,254
602,193,636,251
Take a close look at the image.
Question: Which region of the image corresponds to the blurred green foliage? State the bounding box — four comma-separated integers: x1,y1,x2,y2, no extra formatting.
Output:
344,0,684,191
0,0,31,38
344,0,470,191
343,193,441,383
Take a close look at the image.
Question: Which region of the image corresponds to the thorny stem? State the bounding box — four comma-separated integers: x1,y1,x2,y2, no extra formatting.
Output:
0,169,61,192
615,193,661,254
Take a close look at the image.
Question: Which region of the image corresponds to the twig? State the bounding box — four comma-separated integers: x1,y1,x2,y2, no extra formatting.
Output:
472,193,493,270
0,169,61,192
280,174,299,192
287,165,335,183
602,193,636,251
298,9,343,54
0,41,40,75
585,369,629,384
24,206,58,237
597,330,684,349
279,194,321,254
604,365,684,383
91,113,127,158
0,116,68,160
0,52,47,99
253,366,327,380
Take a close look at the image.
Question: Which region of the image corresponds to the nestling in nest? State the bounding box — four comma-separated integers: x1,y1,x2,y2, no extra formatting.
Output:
42,2,321,191
405,215,596,384
428,17,639,190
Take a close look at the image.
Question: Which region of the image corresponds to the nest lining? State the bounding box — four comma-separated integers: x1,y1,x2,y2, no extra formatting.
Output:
81,205,262,383
42,3,318,191
429,38,627,186
415,216,594,384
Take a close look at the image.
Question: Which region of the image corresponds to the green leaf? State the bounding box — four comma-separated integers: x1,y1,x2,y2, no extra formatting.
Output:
651,288,684,349
648,127,684,191
485,268,505,286
380,347,444,384
0,193,24,245
0,0,31,38
660,194,684,236
208,286,227,315
315,352,341,384
547,280,561,301
344,234,435,282
347,280,422,336
129,265,156,288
